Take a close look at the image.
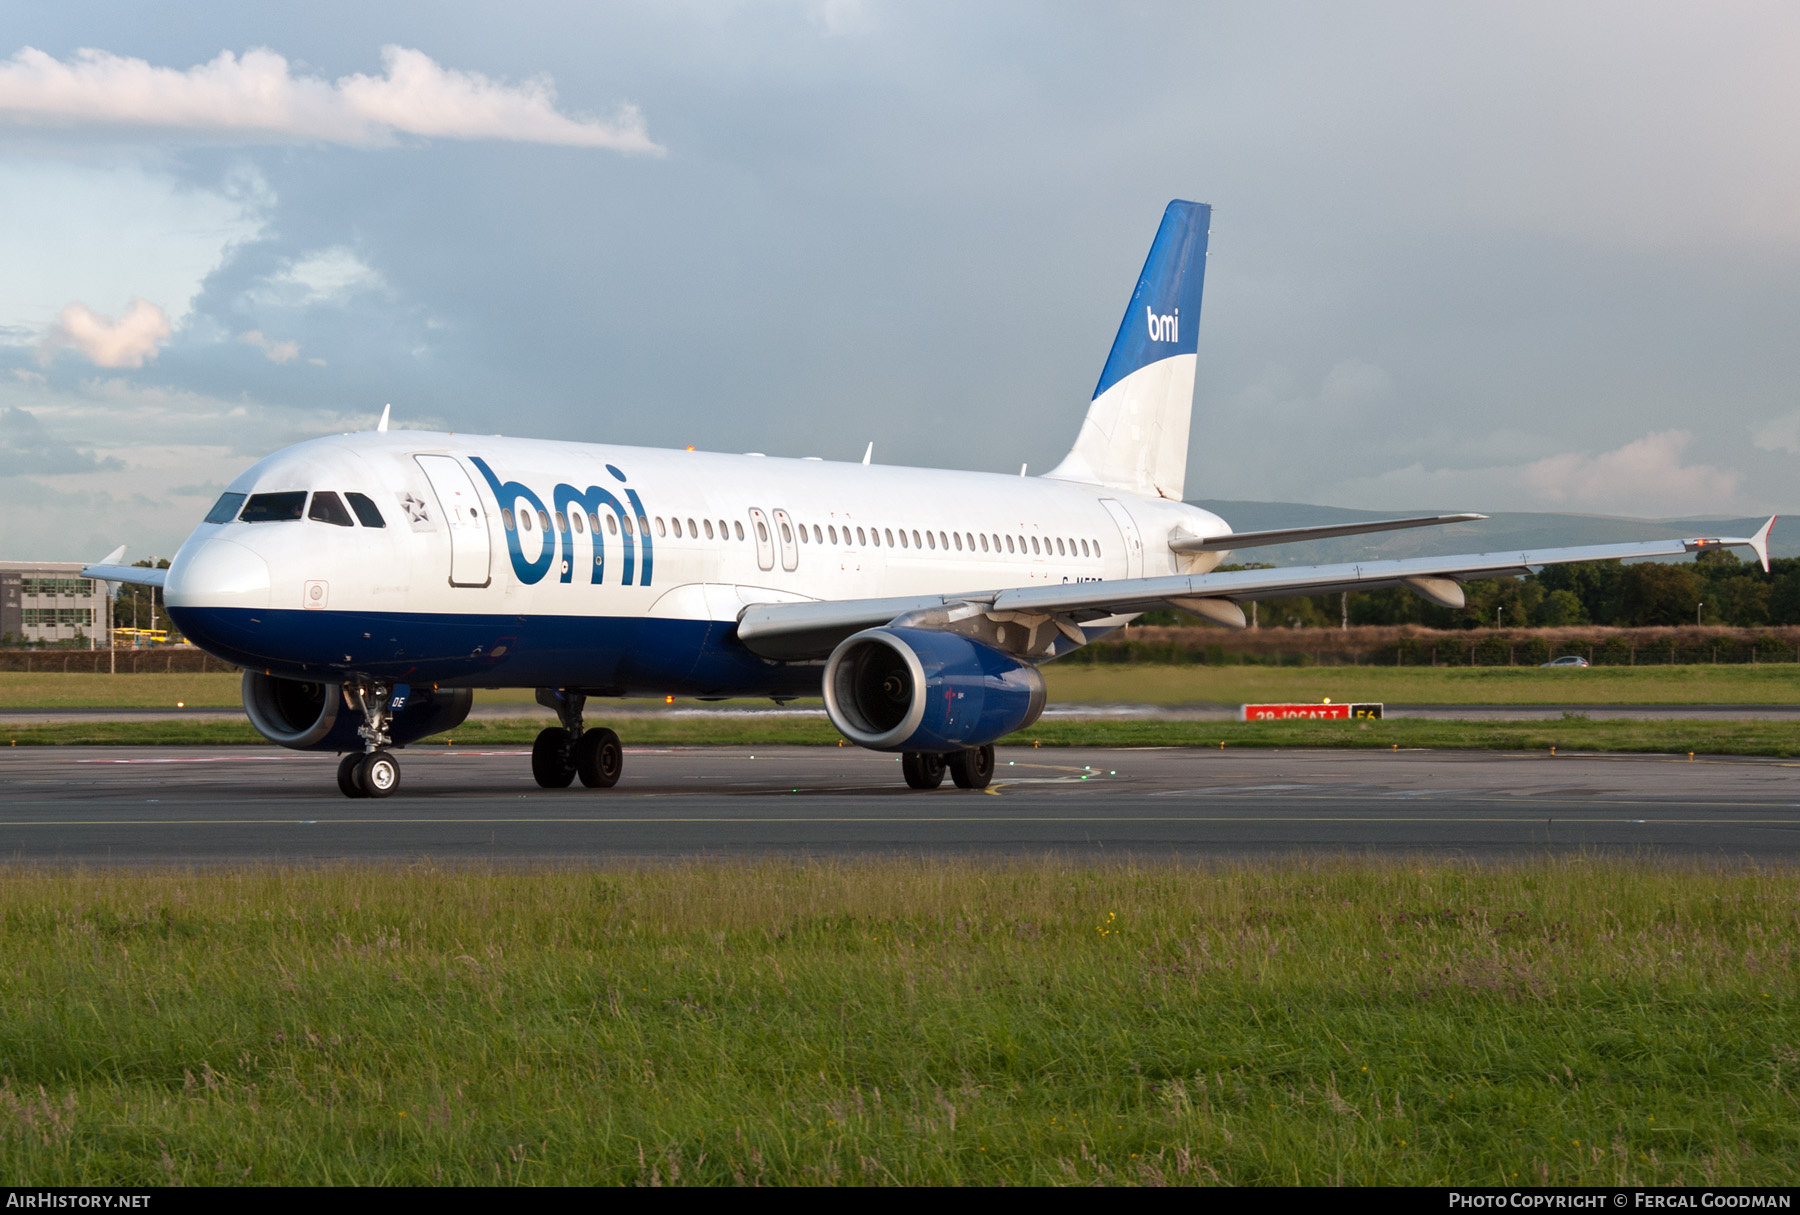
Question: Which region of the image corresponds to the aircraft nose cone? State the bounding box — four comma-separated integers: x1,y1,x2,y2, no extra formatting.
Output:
164,539,271,609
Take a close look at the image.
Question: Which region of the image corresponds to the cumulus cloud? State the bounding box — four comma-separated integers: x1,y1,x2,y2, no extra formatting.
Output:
38,299,171,369
1336,430,1745,518
238,329,300,364
0,45,661,152
0,405,123,475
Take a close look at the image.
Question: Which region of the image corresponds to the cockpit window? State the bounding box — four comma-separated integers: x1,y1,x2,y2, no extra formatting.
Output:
238,492,308,522
204,492,247,524
308,491,356,527
345,492,386,528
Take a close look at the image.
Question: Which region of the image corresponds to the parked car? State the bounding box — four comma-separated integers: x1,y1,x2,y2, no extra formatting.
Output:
1539,655,1590,668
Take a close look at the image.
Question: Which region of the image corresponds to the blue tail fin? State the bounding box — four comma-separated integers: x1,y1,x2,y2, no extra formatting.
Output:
1046,200,1211,500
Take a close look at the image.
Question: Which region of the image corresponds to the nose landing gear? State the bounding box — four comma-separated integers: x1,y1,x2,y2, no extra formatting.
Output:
532,688,624,790
337,680,401,799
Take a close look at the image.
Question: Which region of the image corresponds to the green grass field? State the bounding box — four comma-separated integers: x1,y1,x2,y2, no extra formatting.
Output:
0,858,1791,1185
6,714,1800,758
2,663,1798,712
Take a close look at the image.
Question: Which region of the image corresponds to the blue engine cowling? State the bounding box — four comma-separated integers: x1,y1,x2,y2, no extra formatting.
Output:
241,671,473,752
822,626,1047,753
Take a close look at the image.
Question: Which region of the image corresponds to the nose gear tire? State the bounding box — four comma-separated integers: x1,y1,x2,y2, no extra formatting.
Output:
337,752,369,799
360,751,401,798
576,727,623,788
532,727,577,788
948,744,995,789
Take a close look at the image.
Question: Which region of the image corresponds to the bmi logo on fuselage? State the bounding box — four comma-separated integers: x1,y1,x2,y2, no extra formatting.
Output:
1145,306,1179,342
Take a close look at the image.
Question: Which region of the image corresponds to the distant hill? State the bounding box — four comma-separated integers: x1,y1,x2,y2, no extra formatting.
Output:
1186,500,1795,566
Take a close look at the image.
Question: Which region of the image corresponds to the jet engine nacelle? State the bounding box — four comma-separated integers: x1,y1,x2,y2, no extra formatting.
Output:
822,626,1047,753
241,671,473,752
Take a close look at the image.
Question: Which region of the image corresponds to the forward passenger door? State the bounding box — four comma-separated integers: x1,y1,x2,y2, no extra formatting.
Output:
415,455,493,587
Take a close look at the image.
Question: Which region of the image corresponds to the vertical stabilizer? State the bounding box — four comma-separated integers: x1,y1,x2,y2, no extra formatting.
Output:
1045,200,1210,501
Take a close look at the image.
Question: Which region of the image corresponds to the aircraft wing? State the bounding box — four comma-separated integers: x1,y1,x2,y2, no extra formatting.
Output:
735,518,1776,661
1168,513,1485,553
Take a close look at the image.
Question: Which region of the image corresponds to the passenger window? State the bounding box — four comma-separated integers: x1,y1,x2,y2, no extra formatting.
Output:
638,514,650,536
734,521,745,540
1055,537,1065,556
502,508,517,531
829,526,839,544
899,530,908,549
855,527,865,545
571,513,583,534
885,529,895,546
587,512,600,533
521,510,534,531
781,522,792,543
704,519,715,539
1080,538,1090,557
343,492,385,528
756,521,768,543
980,534,989,552
797,524,807,544
205,492,247,524
1094,541,1102,558
555,512,569,534
1031,537,1041,554
537,510,551,531
925,531,935,550
672,518,683,538
814,525,824,543
308,491,356,527
656,517,668,537
687,517,698,537
619,514,631,536
238,491,307,523
1005,535,1014,553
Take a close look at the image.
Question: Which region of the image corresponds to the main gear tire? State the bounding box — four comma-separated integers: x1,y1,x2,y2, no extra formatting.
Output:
531,727,577,788
947,744,996,790
576,727,623,788
901,750,947,790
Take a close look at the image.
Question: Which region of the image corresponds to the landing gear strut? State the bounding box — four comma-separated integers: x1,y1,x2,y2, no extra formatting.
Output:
532,688,623,790
337,680,401,799
901,745,995,791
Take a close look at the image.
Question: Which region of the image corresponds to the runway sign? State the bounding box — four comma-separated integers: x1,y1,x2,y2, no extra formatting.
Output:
1241,702,1383,721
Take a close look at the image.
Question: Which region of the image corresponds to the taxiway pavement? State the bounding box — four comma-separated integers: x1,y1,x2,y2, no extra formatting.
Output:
4,744,1799,863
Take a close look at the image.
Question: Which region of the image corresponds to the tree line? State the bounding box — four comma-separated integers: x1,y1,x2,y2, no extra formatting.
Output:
1160,551,1798,630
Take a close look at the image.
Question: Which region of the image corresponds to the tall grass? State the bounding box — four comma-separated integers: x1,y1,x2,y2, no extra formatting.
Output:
0,858,1792,1184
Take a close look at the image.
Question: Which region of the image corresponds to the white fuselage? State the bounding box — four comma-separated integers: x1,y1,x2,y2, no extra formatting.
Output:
164,431,1229,693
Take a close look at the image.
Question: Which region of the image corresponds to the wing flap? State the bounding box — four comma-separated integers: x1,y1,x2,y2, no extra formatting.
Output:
1168,513,1486,553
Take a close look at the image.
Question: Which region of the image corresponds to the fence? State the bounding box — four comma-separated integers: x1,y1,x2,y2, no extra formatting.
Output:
0,648,238,674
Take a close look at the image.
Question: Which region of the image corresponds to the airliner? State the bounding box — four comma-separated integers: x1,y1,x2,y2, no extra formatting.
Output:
85,201,1775,798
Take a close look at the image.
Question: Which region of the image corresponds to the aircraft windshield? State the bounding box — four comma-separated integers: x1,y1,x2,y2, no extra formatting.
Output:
345,492,386,528
204,492,246,524
307,491,355,527
238,492,308,522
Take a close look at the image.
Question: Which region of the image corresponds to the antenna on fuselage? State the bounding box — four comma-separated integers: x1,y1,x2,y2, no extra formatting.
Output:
377,404,391,433
862,442,872,465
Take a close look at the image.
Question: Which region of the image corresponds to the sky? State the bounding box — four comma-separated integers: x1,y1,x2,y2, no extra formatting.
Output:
2,1,1799,561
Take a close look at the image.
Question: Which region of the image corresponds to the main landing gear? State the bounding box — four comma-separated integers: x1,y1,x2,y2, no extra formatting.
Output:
901,745,995,791
531,688,624,790
337,680,401,799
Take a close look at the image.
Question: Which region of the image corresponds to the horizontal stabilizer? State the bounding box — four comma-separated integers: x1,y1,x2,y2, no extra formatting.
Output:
81,563,166,588
1169,513,1487,554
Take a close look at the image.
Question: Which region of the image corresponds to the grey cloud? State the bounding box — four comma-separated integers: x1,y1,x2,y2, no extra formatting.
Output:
0,406,124,474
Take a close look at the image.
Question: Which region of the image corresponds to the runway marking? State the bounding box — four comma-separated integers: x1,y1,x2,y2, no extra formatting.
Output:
4,815,1800,828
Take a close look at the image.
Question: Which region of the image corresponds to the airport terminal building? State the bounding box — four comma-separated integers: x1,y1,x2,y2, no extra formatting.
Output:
0,561,106,646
